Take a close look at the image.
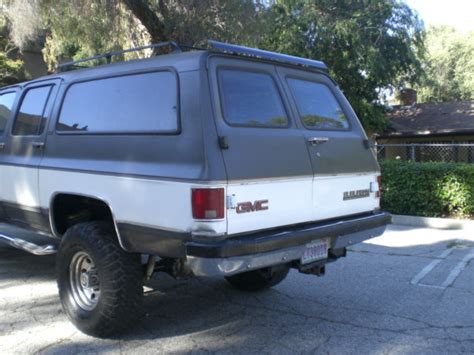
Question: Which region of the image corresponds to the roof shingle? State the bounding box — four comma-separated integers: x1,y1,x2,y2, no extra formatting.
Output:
383,100,474,137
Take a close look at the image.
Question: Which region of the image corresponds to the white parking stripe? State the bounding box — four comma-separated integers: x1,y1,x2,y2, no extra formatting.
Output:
410,248,454,286
440,251,474,288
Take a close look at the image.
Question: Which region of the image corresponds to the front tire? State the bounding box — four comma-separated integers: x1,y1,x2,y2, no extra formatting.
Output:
56,222,143,337
225,264,290,291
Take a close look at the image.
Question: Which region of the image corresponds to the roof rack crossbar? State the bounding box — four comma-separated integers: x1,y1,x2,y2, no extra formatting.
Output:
56,41,182,72
208,40,328,71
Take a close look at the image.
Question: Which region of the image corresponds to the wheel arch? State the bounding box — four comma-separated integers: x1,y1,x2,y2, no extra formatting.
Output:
49,192,126,250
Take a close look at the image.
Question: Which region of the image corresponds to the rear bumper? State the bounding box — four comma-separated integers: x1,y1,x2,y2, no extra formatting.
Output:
185,211,390,276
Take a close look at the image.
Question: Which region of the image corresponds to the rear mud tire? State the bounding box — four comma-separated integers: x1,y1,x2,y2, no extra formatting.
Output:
225,264,290,291
56,221,143,338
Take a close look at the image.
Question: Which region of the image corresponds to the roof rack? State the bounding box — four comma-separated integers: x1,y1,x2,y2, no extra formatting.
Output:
56,41,185,73
208,40,328,71
55,40,327,74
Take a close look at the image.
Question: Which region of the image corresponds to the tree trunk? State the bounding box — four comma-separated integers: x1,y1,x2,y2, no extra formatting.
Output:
121,0,166,43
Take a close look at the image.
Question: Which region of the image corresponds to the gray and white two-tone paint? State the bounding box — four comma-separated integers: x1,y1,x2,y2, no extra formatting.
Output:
0,45,383,260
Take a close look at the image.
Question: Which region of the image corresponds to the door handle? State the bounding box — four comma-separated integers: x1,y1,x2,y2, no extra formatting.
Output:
32,142,45,149
0,143,4,149
308,137,329,146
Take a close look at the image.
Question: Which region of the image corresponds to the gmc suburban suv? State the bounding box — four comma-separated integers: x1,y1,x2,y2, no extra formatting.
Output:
0,41,390,337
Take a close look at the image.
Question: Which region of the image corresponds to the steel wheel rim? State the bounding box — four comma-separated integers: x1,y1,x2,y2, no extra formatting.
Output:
69,251,100,311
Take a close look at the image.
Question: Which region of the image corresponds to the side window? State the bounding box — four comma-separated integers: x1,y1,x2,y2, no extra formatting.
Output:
12,86,52,136
57,71,178,133
287,79,349,130
0,92,17,134
218,69,288,127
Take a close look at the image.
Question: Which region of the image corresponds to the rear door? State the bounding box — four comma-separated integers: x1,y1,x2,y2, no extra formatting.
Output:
1,79,60,231
0,88,19,222
208,57,314,235
276,67,380,220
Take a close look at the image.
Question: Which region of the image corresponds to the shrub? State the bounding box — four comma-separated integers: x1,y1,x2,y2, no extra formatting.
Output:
380,160,474,218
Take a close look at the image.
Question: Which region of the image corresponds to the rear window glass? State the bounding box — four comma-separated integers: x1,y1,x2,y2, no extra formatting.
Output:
57,71,178,133
0,92,17,134
219,69,288,127
13,86,52,136
287,79,349,130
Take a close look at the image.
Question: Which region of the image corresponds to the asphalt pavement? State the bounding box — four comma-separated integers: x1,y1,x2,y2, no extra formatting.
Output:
0,224,473,354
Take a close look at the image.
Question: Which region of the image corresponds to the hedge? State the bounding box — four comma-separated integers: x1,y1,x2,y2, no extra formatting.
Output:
380,160,474,218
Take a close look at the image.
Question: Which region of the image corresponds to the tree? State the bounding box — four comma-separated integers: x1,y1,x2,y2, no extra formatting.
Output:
40,1,149,72
415,26,474,103
0,37,23,85
259,0,425,132
120,0,165,43
136,0,262,46
0,11,23,85
3,0,424,133
4,0,263,71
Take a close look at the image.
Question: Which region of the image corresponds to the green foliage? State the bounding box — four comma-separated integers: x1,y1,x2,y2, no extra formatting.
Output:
259,0,425,133
0,39,23,81
3,0,425,133
38,0,263,71
0,47,22,83
415,26,474,102
1,0,43,50
0,14,23,85
380,160,474,218
158,0,263,46
41,1,149,72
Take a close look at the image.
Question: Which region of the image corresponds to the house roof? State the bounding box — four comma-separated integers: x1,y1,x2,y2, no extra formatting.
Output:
379,100,474,138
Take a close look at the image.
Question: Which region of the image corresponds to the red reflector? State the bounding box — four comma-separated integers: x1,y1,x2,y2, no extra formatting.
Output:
376,175,382,198
192,188,225,219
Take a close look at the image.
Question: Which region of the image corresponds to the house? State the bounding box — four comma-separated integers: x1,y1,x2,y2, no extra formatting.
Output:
376,90,474,162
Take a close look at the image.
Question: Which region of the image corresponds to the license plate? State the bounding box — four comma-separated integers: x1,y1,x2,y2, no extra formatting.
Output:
301,239,329,265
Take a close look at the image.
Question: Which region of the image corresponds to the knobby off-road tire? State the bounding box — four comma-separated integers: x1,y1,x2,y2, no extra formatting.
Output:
56,221,143,338
225,264,290,291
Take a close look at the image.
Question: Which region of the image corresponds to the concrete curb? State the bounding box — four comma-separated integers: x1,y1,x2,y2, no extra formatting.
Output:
392,214,474,230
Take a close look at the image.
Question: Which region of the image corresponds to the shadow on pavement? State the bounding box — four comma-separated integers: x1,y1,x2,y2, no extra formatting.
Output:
1,230,473,354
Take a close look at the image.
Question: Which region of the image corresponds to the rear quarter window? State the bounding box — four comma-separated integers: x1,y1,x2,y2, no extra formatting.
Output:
218,69,288,128
57,71,178,133
0,92,17,134
287,79,350,130
13,86,52,136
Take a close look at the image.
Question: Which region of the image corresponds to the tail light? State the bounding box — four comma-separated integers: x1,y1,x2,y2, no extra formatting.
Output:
376,175,382,198
192,188,225,219
371,175,382,198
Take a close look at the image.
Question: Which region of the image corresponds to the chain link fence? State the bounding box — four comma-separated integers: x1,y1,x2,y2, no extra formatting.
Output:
377,143,474,163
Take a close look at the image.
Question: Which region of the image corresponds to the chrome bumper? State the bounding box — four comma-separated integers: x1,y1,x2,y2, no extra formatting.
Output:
185,212,390,276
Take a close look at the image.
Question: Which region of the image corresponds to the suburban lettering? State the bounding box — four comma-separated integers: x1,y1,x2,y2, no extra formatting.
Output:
343,189,370,201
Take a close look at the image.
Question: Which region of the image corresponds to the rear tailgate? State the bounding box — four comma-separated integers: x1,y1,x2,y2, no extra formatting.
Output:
275,66,380,222
209,56,380,235
208,57,314,235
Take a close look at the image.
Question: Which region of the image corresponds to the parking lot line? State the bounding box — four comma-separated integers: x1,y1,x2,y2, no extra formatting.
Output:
440,250,474,288
410,248,454,286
